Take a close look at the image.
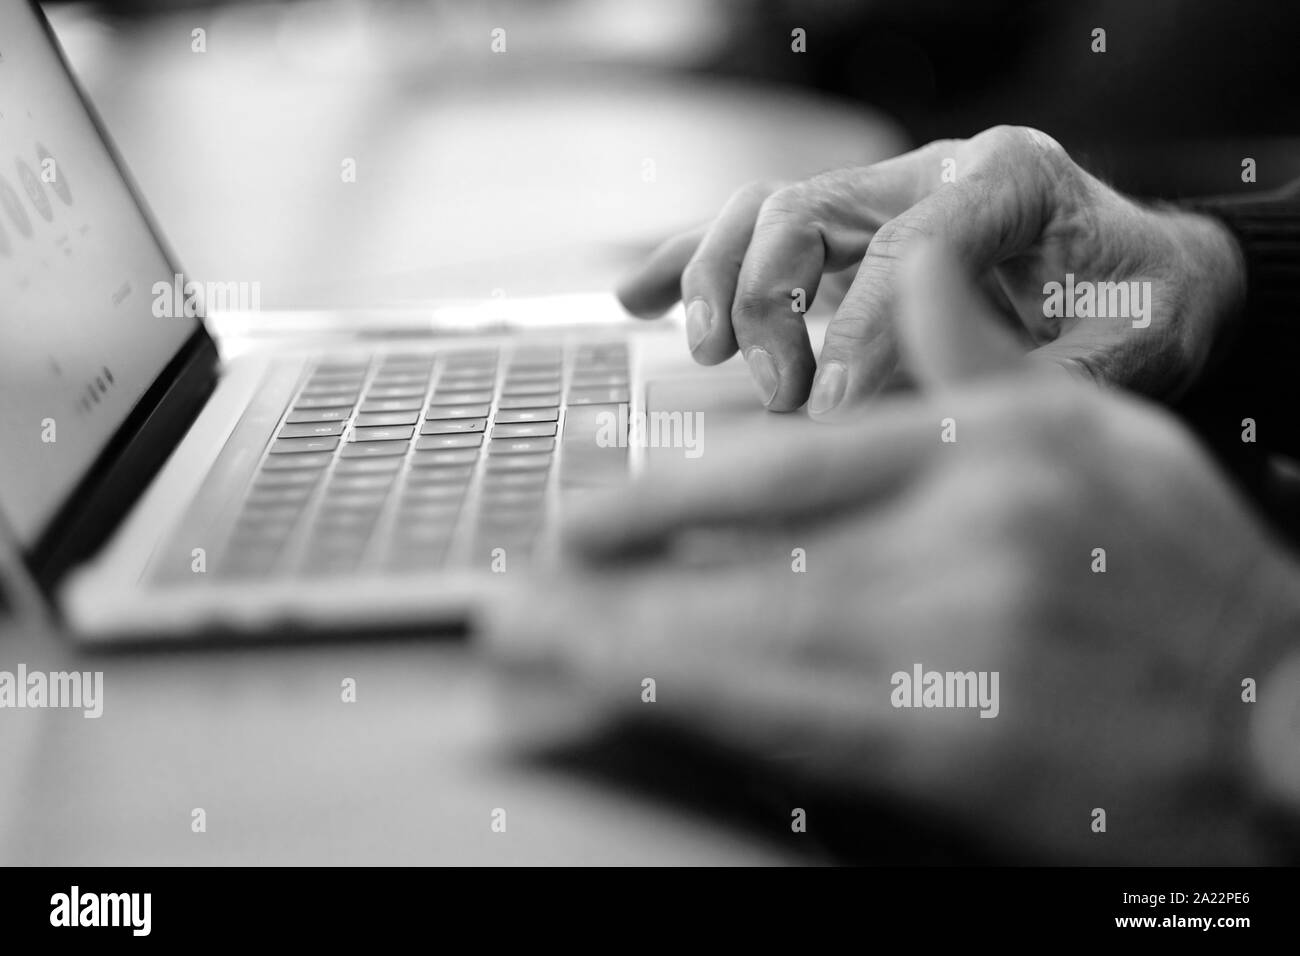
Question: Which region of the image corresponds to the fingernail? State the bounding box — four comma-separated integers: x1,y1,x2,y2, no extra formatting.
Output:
685,299,712,353
809,361,847,416
745,347,780,406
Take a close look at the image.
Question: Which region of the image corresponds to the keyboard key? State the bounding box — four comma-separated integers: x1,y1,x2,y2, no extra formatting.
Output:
420,418,486,435
247,484,315,505
502,380,562,396
415,434,482,450
326,474,395,493
271,436,339,455
445,349,498,364
566,387,630,405
351,425,415,442
488,437,555,455
301,381,363,397
405,465,474,485
286,406,352,424
570,372,630,388
295,393,358,409
340,440,409,458
410,449,479,467
369,371,430,385
321,492,388,510
427,390,493,405
360,398,423,413
253,469,322,488
490,422,557,439
575,343,627,361
504,367,563,382
434,376,496,391
378,354,435,370
262,452,334,471
334,456,403,474
365,385,428,400
498,394,559,409
506,370,561,383
279,421,345,439
402,483,466,502
485,455,551,473
435,380,495,396
509,351,561,366
396,500,462,520
303,377,363,392
426,403,490,420
315,510,380,529
354,411,419,427
494,408,559,423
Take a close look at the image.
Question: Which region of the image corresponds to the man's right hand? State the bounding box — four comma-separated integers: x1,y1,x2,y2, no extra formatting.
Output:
617,125,1246,418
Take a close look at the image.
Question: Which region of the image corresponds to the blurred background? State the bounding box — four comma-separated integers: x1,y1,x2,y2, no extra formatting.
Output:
43,0,1300,312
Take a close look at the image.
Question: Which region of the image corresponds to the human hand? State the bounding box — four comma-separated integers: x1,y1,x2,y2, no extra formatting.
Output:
618,125,1245,417
493,246,1297,863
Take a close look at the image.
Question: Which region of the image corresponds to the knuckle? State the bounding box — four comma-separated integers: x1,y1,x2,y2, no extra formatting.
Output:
736,179,782,205
968,125,1041,164
990,125,1068,167
922,137,967,170
679,258,713,293
824,310,873,345
757,184,813,225
731,289,779,327
864,217,922,263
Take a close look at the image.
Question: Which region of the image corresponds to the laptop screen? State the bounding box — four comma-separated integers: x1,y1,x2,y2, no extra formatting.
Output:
0,3,199,547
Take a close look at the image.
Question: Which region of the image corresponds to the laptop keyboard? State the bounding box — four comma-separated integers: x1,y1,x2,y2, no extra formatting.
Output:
214,341,629,578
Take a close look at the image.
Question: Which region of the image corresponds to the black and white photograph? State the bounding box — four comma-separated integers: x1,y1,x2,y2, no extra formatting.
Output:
0,0,1296,932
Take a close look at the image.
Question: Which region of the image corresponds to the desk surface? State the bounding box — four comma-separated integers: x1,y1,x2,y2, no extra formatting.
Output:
0,4,906,865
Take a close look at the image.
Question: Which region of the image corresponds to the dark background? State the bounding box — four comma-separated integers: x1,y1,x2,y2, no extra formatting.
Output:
57,0,1300,197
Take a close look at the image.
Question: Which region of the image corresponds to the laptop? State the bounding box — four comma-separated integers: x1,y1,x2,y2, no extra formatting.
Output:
1,0,793,644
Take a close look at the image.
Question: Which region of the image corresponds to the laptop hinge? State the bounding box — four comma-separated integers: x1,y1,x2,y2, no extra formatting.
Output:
25,329,220,602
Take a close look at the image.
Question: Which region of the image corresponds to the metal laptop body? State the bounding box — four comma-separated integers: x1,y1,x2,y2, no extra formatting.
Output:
2,1,795,645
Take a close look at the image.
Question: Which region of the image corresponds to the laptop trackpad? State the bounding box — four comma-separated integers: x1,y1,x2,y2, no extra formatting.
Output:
643,371,810,476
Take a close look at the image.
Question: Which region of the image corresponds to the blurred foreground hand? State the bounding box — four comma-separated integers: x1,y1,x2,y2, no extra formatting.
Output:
618,125,1244,417
489,244,1300,863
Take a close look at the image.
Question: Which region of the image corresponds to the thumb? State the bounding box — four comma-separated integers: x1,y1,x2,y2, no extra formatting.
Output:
895,242,1029,388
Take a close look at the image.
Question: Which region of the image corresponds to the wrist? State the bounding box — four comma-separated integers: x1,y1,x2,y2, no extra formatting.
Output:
1155,206,1249,384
